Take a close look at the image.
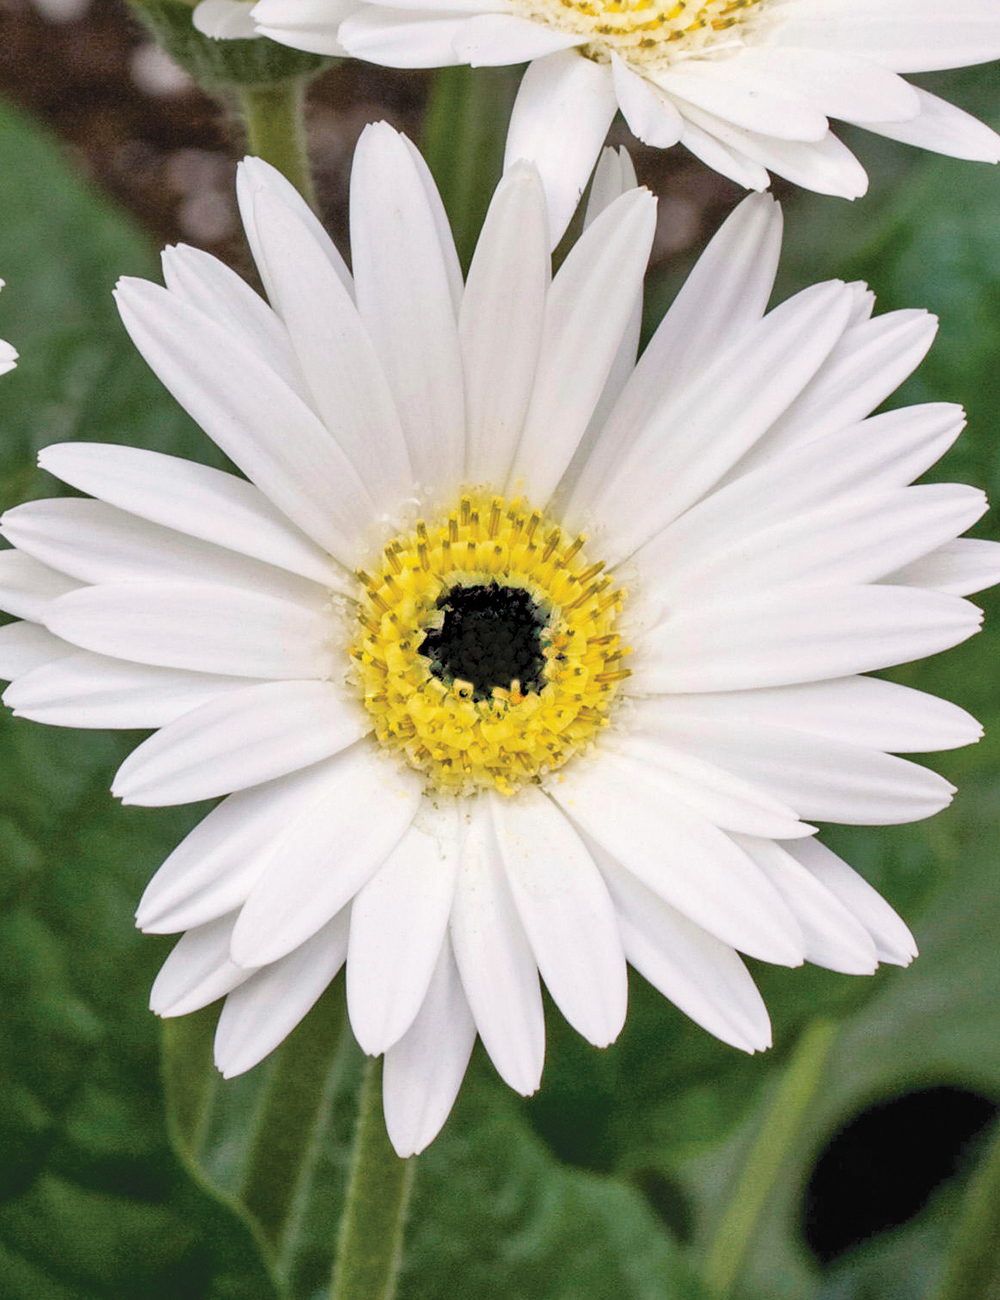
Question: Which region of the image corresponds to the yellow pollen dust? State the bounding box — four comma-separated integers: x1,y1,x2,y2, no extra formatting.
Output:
351,494,629,796
511,0,764,71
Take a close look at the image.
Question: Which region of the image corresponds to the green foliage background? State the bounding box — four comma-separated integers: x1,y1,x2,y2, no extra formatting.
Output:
1,62,999,1299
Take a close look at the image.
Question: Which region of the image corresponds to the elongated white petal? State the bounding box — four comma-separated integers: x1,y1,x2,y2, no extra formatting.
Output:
604,733,812,839
350,122,465,493
634,585,981,694
594,843,771,1052
787,836,917,967
0,621,73,681
1,498,326,606
112,680,370,806
36,442,348,590
637,710,955,826
450,796,545,1095
347,800,461,1054
0,551,82,620
45,581,336,679
137,758,362,934
4,654,256,729
547,757,806,964
889,538,1000,596
338,9,467,66
635,403,966,579
723,47,920,124
215,908,351,1078
150,913,254,1017
505,50,619,248
115,278,375,566
856,85,1000,163
507,189,656,504
453,12,582,63
611,56,684,148
569,280,856,559
634,678,982,755
383,938,476,1157
230,743,422,966
678,114,770,191
657,64,830,142
493,787,627,1047
732,836,878,974
460,162,549,487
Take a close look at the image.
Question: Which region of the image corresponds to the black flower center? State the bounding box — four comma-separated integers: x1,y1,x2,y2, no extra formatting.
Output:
419,582,548,700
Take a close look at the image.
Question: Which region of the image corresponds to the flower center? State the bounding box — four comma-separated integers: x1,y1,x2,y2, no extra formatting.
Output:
351,493,629,796
510,0,766,71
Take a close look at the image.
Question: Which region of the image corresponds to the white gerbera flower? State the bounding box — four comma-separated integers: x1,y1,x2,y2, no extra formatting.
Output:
251,0,1000,244
2,127,997,1157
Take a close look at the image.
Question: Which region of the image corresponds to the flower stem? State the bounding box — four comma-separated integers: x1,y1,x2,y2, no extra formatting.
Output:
330,1056,415,1300
930,1116,1000,1300
702,1018,840,1298
238,78,316,208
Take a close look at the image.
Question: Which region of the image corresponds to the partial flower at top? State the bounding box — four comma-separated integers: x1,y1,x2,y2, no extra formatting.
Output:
251,0,1000,245
2,128,999,1157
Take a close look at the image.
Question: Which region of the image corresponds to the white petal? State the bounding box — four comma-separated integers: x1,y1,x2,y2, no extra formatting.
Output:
114,278,374,566
37,442,348,590
635,403,966,580
0,550,82,620
547,756,806,965
856,85,1000,162
635,708,956,826
45,581,336,679
239,185,414,511
161,243,301,391
570,280,856,560
633,585,981,694
737,309,939,471
594,843,770,1052
634,677,982,754
452,12,582,64
656,64,830,142
0,499,325,606
786,836,917,967
350,122,465,493
398,133,464,315
236,155,353,298
137,759,361,934
383,938,476,1158
4,654,257,729
567,192,782,503
460,162,549,487
611,56,684,148
732,835,878,975
505,51,619,249
678,114,770,191
449,796,545,1095
492,787,627,1047
643,485,987,605
507,189,656,504
230,743,422,966
338,9,468,66
112,680,370,806
347,800,461,1054
770,3,1000,74
215,908,351,1078
193,0,260,39
0,621,74,681
251,0,356,54
150,913,254,1018
601,733,812,839
722,47,920,124
889,538,1000,596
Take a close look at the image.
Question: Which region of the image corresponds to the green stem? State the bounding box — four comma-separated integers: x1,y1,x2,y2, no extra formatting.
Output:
421,65,520,271
237,982,349,1263
330,1056,415,1300
931,1117,1000,1300
703,1018,840,1298
238,79,316,208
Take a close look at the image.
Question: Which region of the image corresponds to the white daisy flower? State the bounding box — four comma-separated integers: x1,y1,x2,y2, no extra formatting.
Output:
251,0,1000,244
2,127,997,1157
